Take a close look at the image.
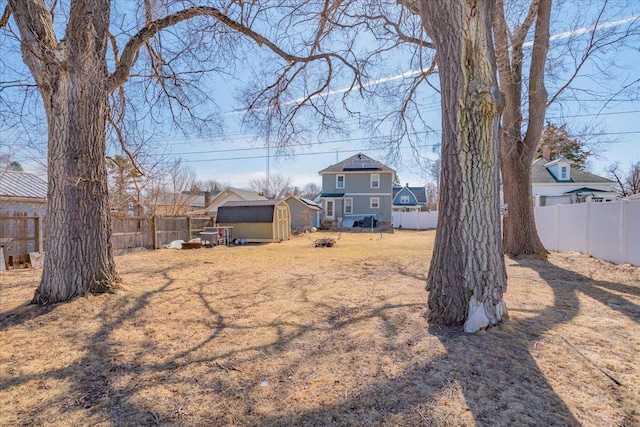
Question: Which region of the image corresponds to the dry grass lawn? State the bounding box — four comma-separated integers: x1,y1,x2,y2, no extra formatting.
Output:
1,230,639,426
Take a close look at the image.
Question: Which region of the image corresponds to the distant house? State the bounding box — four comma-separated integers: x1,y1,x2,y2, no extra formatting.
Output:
531,157,617,206
148,192,207,216
318,153,396,229
189,187,268,219
0,170,48,216
392,184,427,212
216,200,291,243
284,196,322,230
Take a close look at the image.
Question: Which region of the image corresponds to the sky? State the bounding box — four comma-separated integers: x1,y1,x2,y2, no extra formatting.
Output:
157,11,640,190
2,4,639,191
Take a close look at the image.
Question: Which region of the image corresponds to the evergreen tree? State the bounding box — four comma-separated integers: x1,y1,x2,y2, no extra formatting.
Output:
536,123,591,170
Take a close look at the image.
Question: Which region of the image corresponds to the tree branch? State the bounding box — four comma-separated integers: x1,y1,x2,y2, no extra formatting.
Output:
522,0,551,150
108,6,360,92
0,5,11,28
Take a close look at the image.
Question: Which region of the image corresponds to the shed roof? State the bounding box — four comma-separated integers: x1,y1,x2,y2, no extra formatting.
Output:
285,196,322,210
217,200,281,223
0,170,47,199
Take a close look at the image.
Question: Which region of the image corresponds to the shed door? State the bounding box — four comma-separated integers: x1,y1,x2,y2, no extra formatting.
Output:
276,206,289,240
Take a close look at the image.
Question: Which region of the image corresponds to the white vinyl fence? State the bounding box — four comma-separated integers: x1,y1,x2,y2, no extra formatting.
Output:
392,211,438,230
393,200,639,266
534,199,640,266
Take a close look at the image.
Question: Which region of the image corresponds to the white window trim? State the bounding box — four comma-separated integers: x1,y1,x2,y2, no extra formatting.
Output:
344,197,353,214
400,195,410,204
370,173,380,189
336,174,345,189
370,197,380,209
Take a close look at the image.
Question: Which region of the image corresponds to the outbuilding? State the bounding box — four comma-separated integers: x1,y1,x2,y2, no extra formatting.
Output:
284,196,322,230
216,200,291,243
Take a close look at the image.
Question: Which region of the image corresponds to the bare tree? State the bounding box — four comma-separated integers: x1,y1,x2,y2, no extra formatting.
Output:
1,0,361,304
192,179,228,194
495,0,639,256
298,182,321,200
608,161,640,197
107,155,142,216
248,173,294,200
408,0,507,332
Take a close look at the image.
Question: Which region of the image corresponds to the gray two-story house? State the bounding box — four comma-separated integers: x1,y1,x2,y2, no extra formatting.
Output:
318,153,395,229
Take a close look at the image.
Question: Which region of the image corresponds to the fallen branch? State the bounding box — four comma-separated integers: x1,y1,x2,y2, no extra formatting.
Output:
314,238,336,247
561,336,622,386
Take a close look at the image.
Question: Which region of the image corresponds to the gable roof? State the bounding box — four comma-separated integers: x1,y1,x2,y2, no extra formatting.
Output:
319,153,395,174
285,196,322,210
0,170,47,199
531,158,614,184
393,186,427,204
209,187,267,206
217,200,282,223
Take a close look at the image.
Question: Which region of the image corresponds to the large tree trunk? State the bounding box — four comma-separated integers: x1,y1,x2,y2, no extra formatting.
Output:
419,0,507,332
12,0,120,304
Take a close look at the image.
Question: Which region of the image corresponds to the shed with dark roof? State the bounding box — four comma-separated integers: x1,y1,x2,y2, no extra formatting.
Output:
216,200,291,242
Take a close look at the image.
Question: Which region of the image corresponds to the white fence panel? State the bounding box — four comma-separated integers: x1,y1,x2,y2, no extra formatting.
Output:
589,202,624,264
392,211,438,230
557,204,588,253
625,201,640,266
534,206,559,251
535,200,640,266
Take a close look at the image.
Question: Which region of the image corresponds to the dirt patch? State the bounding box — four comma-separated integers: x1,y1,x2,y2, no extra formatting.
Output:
1,230,638,426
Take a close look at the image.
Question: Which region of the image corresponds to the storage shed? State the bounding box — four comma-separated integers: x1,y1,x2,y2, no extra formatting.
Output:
284,196,322,230
216,200,291,243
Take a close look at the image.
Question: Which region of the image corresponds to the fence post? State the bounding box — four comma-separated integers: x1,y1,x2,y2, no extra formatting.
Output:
151,215,157,250
585,200,590,257
34,214,40,252
555,204,561,251
186,216,192,241
621,200,627,264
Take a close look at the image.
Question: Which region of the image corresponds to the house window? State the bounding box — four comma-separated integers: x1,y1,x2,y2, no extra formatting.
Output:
370,197,380,209
370,174,380,189
336,174,345,189
400,195,410,204
344,197,353,214
560,166,568,180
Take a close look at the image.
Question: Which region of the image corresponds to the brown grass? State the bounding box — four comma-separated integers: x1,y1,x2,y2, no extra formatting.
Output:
1,230,639,426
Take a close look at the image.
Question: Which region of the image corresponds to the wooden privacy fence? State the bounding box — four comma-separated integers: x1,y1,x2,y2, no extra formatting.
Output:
0,213,44,269
112,216,214,253
0,214,214,268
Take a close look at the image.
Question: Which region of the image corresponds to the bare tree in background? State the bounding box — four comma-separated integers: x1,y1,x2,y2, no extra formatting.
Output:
608,161,640,197
192,179,229,194
1,0,362,304
145,159,199,216
248,173,294,200
298,182,321,200
495,0,639,256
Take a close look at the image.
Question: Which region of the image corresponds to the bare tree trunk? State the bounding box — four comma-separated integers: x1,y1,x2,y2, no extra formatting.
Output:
494,0,551,257
419,0,507,332
11,0,120,304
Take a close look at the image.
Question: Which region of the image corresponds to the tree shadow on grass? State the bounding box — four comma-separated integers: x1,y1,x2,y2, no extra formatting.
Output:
1,257,637,426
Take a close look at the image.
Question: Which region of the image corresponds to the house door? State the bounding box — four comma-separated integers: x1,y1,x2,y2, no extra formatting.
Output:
325,199,335,219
